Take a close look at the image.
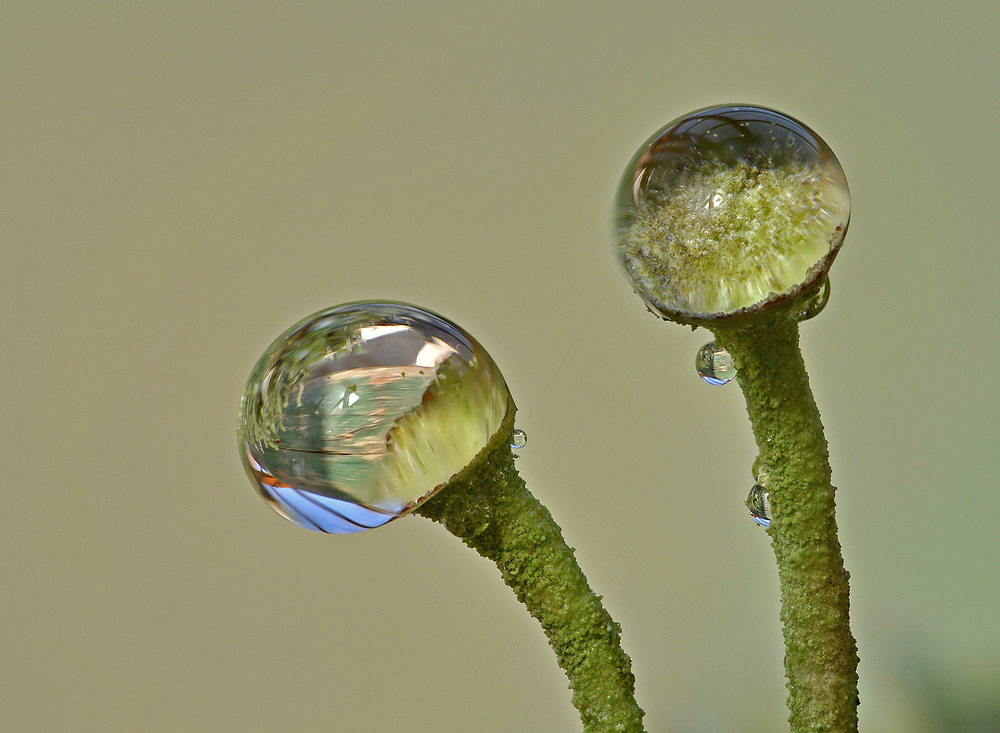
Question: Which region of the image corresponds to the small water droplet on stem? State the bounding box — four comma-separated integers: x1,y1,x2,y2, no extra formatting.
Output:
746,483,772,527
696,341,737,385
790,275,831,323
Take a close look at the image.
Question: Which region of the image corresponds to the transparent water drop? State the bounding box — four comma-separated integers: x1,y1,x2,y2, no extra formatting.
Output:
613,105,850,322
511,428,527,449
696,341,736,385
746,483,772,527
790,275,831,323
238,301,511,533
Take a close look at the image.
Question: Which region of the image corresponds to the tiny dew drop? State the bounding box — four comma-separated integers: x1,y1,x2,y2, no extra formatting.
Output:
696,341,736,385
746,483,772,527
511,429,527,449
790,275,831,323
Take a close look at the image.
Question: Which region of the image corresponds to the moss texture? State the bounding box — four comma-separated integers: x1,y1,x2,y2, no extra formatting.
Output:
714,318,859,733
414,401,645,733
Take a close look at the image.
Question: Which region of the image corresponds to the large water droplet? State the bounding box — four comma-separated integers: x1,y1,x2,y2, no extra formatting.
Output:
696,341,736,385
238,302,511,533
746,483,772,527
613,105,850,322
511,429,527,449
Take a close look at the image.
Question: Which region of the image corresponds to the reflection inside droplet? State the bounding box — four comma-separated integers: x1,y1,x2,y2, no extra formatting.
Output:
613,105,850,320
705,190,726,210
511,429,527,449
696,341,737,385
238,301,511,533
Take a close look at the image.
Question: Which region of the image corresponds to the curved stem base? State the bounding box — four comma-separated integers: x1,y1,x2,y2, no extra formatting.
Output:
415,404,645,733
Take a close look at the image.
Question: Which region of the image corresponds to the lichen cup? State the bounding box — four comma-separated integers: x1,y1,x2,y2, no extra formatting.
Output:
613,105,860,733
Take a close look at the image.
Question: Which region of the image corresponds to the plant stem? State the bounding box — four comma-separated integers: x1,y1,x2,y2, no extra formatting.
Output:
414,402,646,733
713,318,859,733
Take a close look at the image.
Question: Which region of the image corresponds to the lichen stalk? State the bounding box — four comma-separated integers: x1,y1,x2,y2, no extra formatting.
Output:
713,318,859,733
414,402,645,733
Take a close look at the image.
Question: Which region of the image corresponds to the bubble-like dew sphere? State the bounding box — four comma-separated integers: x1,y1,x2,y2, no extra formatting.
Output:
746,483,773,527
511,428,527,449
696,341,736,385
238,302,511,533
614,105,850,323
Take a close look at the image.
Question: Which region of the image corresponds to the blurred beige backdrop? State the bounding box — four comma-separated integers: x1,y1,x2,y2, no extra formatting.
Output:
3,2,998,732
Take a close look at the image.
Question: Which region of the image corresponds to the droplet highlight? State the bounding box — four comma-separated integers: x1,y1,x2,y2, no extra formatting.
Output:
746,483,772,527
696,341,736,385
511,429,527,449
238,301,511,533
613,105,850,322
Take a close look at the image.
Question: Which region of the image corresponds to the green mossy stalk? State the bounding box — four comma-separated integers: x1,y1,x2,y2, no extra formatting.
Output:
713,318,859,733
415,401,645,733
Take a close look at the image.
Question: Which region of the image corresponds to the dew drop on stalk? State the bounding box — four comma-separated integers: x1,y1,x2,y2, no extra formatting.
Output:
238,301,511,533
790,275,831,323
511,429,527,449
746,483,772,527
696,341,736,385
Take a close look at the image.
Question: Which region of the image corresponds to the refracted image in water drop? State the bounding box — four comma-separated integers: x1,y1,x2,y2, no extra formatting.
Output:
746,483,772,527
613,105,850,322
511,429,527,449
238,302,511,533
696,341,736,385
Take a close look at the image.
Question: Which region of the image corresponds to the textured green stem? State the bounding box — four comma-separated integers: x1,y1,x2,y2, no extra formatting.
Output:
414,403,645,733
713,318,859,733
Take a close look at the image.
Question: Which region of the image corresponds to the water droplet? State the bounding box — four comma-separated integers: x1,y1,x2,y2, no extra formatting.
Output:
790,275,831,322
746,483,772,527
696,341,736,385
238,302,511,533
613,105,850,322
511,429,527,449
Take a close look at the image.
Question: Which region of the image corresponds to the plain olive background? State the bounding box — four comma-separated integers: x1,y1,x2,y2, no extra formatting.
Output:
3,2,998,732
